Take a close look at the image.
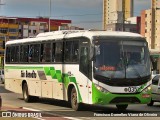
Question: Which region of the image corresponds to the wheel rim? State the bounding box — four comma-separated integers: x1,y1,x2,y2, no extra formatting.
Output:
72,89,77,107
24,90,27,99
23,85,28,100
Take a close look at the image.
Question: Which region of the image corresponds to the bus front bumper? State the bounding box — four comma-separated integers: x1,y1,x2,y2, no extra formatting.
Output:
92,85,151,105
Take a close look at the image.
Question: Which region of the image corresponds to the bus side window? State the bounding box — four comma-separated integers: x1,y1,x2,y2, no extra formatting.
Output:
41,43,51,62
55,42,63,62
72,41,79,62
64,41,72,62
20,45,29,62
15,46,20,62
30,44,40,62
10,46,16,62
52,43,56,62
80,47,89,77
6,47,11,63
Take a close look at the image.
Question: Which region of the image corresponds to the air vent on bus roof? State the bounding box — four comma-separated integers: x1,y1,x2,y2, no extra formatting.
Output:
36,30,86,37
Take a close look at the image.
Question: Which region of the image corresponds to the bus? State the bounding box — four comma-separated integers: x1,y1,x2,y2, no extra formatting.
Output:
150,49,160,76
5,30,151,111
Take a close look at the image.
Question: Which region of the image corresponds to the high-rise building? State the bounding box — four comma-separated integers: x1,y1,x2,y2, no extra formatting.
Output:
103,0,134,30
141,0,160,50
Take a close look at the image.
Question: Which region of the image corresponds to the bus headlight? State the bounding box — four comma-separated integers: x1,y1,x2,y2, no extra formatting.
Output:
141,85,151,98
142,85,151,93
94,84,109,93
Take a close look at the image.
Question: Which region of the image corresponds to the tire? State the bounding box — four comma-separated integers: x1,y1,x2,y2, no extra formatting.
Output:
71,87,81,111
147,99,154,106
22,83,34,102
116,104,128,111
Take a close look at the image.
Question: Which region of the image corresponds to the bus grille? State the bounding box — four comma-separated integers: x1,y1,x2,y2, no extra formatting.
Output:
110,97,140,104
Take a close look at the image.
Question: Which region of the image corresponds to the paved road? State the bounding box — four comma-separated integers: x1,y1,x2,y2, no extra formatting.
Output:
1,83,160,120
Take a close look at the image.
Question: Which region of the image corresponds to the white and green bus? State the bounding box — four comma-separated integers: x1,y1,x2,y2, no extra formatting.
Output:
5,30,151,111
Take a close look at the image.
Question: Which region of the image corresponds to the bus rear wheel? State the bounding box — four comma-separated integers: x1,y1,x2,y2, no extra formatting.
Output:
23,83,31,102
71,87,81,111
22,83,39,102
116,104,128,111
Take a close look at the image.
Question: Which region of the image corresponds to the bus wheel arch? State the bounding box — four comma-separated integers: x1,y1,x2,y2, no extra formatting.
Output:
67,84,82,111
22,80,39,102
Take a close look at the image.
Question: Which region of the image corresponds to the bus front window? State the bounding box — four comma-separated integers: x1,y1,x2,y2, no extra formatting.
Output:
93,39,151,86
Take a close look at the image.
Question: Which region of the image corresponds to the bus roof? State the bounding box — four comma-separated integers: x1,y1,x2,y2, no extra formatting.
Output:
6,30,144,45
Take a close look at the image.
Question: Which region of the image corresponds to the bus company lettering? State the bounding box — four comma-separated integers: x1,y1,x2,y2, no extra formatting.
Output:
21,70,37,78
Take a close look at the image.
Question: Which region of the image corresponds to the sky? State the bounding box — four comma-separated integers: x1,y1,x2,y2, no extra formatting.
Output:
0,0,151,29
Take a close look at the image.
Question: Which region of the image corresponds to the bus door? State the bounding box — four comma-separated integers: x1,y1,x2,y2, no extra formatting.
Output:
79,39,91,104
52,41,64,100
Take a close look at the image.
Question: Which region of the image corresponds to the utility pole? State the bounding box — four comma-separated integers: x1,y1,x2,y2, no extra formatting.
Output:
151,0,156,49
49,0,51,32
122,0,125,31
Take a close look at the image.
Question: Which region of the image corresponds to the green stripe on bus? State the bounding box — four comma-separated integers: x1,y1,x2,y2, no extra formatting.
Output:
5,66,83,102
5,66,43,70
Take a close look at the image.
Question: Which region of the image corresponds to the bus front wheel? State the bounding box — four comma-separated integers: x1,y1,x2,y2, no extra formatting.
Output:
147,99,154,106
71,87,81,111
116,104,128,110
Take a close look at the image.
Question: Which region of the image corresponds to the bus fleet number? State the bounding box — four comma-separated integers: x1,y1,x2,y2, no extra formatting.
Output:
124,87,138,93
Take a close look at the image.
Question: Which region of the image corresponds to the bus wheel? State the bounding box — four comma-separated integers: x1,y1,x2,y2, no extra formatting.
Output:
23,83,32,102
71,87,81,111
147,99,154,106
116,104,128,111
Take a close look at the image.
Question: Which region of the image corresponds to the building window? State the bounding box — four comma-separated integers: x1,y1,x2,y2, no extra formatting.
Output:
9,28,17,33
33,30,37,34
145,14,147,17
9,36,17,40
145,29,147,33
0,28,8,34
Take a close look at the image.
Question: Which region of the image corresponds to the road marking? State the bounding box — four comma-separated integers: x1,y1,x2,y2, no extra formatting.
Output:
64,117,83,120
22,107,84,120
22,107,41,111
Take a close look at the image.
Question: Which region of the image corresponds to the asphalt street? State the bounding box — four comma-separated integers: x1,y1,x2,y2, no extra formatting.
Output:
0,83,160,120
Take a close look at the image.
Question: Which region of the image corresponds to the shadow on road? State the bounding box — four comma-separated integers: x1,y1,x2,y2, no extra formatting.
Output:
0,84,12,93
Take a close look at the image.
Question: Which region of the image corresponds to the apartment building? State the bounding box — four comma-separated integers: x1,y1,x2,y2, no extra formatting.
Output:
141,0,160,50
0,17,71,40
103,0,134,30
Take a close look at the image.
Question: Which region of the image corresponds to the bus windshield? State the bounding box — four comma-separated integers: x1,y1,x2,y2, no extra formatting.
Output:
93,38,151,86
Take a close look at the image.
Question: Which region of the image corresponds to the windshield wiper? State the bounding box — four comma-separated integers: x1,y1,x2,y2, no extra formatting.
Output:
94,74,111,81
110,58,125,79
128,65,142,79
